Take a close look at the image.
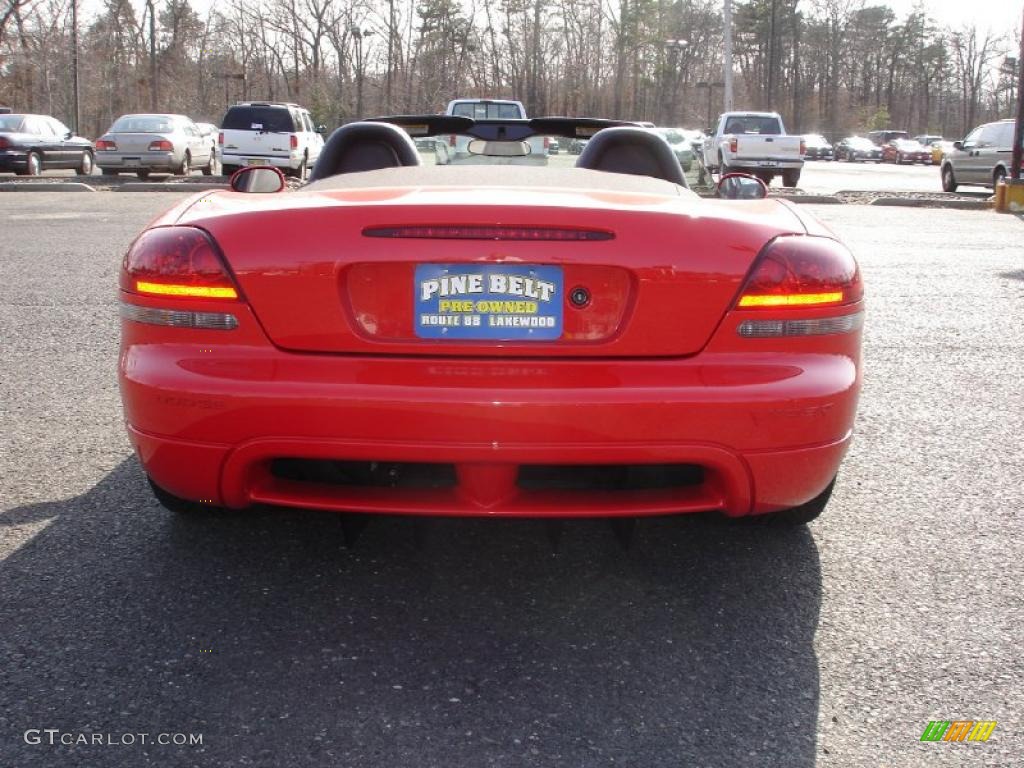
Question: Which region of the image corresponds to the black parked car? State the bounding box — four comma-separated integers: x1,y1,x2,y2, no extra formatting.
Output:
0,113,94,176
834,136,882,163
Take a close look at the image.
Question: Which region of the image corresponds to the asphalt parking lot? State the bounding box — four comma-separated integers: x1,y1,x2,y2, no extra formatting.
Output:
1,192,1022,767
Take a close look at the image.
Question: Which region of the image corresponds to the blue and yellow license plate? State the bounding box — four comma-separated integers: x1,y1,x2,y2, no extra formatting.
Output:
415,264,563,340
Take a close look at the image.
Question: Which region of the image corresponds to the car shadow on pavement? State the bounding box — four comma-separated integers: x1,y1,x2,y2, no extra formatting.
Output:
1,458,822,768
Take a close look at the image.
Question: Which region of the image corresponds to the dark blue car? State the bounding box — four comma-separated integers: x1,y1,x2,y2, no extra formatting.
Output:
0,113,94,176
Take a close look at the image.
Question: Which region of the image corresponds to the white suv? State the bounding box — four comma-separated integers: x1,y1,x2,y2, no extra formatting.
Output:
219,102,324,179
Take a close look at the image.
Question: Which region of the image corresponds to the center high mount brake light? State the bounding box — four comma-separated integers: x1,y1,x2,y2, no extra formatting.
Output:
363,225,613,241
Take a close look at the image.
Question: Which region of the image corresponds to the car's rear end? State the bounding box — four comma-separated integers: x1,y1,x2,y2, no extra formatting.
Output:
0,114,31,173
118,169,862,520
96,115,184,174
219,104,303,174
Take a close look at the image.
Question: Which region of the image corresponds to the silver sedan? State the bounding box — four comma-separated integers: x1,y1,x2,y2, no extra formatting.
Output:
95,114,215,178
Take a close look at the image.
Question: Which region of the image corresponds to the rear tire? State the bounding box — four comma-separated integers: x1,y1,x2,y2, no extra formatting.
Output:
734,477,836,527
993,166,1007,189
147,476,223,516
288,154,308,180
176,152,191,176
941,164,958,192
782,168,800,188
76,150,94,176
22,151,42,176
203,149,219,176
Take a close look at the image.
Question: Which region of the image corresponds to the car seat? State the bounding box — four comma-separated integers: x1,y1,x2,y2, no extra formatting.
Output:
309,122,420,181
574,127,687,186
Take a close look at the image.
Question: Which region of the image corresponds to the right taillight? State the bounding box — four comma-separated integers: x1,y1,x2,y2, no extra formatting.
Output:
121,227,240,300
736,236,862,309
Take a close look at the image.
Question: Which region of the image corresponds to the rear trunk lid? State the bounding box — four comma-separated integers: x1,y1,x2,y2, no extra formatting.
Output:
185,179,804,358
735,135,803,160
109,132,170,153
221,130,293,158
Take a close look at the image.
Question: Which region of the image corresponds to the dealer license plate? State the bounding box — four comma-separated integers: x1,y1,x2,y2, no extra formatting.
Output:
415,264,563,340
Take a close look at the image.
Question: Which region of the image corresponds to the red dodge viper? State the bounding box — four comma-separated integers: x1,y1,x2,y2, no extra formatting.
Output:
118,116,863,526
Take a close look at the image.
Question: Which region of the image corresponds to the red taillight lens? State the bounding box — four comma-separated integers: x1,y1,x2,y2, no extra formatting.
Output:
148,139,173,151
543,136,550,149
218,131,224,145
736,236,862,309
729,137,738,153
121,227,239,300
448,134,457,147
0,137,9,149
799,139,807,155
290,134,298,149
95,139,116,151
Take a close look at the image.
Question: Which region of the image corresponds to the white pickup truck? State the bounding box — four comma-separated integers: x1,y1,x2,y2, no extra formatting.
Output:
435,98,549,165
701,111,804,187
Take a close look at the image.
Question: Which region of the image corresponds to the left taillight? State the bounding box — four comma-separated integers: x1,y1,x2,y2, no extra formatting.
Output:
95,139,116,151
121,227,240,300
735,236,862,309
799,138,807,155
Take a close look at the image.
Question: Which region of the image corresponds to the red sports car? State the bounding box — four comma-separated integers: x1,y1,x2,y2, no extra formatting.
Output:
119,116,863,527
881,139,931,164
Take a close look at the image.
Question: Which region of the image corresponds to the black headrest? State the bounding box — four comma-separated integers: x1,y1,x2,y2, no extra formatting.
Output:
309,122,420,181
575,127,687,186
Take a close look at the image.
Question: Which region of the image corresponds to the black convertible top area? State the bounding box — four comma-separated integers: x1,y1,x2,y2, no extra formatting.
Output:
302,165,689,197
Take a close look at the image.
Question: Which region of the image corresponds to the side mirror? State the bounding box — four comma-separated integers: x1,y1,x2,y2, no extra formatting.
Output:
317,124,326,134
229,166,286,193
953,141,963,151
716,172,768,200
64,131,73,140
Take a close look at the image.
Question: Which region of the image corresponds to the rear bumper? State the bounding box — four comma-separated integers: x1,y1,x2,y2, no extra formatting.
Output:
221,152,300,170
128,424,851,518
120,308,861,517
97,151,178,170
0,150,28,170
730,159,804,171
